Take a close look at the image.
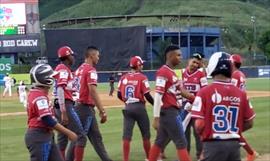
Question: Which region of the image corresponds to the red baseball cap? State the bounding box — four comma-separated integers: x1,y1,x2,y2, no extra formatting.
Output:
57,46,74,58
129,56,144,68
230,54,242,64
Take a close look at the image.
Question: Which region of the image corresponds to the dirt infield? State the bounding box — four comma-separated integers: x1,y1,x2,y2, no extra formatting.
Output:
0,90,269,117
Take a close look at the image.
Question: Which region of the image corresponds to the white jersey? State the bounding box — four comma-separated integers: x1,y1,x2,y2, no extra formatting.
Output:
3,76,12,86
18,85,27,95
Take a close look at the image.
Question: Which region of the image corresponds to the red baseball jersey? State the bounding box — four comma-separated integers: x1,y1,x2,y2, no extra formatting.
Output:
75,63,98,105
231,70,246,91
118,72,150,104
54,64,75,101
182,68,208,96
155,65,183,109
27,88,54,130
191,81,255,141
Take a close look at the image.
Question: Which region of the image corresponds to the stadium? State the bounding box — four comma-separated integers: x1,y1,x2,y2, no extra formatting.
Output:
0,0,270,161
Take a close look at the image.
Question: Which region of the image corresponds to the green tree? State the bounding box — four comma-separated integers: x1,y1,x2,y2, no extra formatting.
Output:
258,30,270,59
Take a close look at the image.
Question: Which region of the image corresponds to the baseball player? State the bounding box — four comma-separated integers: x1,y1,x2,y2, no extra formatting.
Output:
2,73,12,97
191,52,256,161
181,53,208,160
73,46,112,161
17,81,28,108
53,46,85,160
149,45,195,161
230,54,258,161
25,63,77,161
117,56,154,161
108,73,116,96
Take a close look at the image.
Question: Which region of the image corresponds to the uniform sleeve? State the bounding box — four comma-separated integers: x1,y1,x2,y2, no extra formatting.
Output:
243,93,256,121
231,72,239,87
87,69,98,85
141,76,151,94
155,75,167,94
56,69,69,86
35,98,52,118
200,72,208,87
191,91,205,119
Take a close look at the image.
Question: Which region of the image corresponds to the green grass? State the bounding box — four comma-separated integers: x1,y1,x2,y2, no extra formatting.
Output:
0,97,269,161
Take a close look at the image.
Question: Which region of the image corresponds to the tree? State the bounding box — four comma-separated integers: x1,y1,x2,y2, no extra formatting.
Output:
258,30,270,59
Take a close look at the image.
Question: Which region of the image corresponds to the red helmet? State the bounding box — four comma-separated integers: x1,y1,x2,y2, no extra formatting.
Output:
57,46,74,58
129,56,144,68
230,54,242,64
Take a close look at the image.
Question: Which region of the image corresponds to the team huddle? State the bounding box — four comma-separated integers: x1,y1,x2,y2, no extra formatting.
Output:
24,45,257,161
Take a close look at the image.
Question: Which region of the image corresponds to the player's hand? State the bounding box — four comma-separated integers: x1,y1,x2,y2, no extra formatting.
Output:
68,131,78,142
99,110,107,124
61,112,69,125
152,117,160,130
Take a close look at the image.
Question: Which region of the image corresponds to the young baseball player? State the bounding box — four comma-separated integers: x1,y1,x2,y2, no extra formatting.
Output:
25,63,77,161
74,46,112,161
149,45,195,161
17,81,28,108
117,56,154,161
181,53,208,160
54,46,85,160
230,54,258,161
191,52,256,161
2,73,12,97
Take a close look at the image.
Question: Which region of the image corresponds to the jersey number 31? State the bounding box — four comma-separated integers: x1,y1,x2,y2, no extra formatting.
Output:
213,105,239,133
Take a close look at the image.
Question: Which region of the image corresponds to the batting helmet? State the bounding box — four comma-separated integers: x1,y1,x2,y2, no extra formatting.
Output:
207,52,232,78
30,64,57,87
129,56,144,68
57,46,74,58
230,54,242,64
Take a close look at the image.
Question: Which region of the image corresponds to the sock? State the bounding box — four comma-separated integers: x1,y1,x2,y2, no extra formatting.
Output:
148,144,161,161
74,146,85,161
143,139,151,158
60,149,65,160
123,139,130,161
177,148,191,161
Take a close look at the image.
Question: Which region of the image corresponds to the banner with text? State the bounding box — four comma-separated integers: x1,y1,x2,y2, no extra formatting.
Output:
0,34,40,53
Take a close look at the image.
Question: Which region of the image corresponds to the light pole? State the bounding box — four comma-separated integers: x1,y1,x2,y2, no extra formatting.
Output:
251,16,256,59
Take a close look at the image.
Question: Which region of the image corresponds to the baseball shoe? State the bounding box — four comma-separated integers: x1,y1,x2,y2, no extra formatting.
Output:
246,150,259,161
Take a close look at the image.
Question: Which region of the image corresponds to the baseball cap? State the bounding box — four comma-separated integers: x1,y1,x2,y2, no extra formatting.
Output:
230,54,242,64
192,52,203,60
129,56,144,68
57,46,74,58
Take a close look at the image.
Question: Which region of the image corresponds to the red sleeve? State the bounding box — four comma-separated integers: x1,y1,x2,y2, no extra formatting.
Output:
199,72,208,87
191,91,205,119
87,69,98,85
242,93,256,121
141,76,150,94
155,71,167,94
55,68,70,86
35,98,52,118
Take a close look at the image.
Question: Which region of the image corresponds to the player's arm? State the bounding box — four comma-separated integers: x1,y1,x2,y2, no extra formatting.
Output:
180,88,195,103
194,118,205,134
144,92,154,105
57,85,68,125
41,115,77,141
88,84,107,123
243,94,256,132
117,91,122,101
153,92,163,130
243,119,254,132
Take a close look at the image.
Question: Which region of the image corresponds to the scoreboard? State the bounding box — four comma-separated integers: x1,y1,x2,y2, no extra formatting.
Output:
0,25,26,35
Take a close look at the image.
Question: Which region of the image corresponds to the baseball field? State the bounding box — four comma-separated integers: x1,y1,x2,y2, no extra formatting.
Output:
0,78,269,161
